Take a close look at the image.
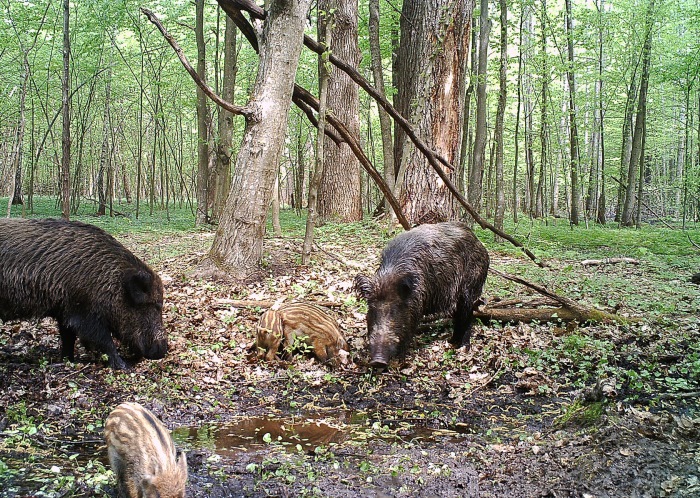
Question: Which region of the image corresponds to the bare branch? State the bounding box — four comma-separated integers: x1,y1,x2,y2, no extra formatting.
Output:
140,7,252,119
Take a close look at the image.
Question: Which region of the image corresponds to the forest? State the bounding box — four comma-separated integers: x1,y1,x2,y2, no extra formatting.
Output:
1,0,699,496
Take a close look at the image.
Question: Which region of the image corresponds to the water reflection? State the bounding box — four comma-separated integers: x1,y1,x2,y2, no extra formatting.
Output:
172,417,344,457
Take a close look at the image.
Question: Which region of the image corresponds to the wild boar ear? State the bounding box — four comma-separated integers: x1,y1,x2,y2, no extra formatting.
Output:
123,270,153,305
353,274,374,299
397,275,416,300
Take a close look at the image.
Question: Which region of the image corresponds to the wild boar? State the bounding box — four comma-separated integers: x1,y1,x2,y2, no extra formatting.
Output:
105,402,187,498
256,303,348,366
354,221,489,369
0,218,166,369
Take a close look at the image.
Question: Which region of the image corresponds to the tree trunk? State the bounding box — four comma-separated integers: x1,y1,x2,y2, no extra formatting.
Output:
595,0,606,224
60,0,71,220
368,0,395,216
395,0,474,224
196,0,212,225
97,61,112,216
622,0,654,226
493,0,507,238
303,9,332,265
468,0,490,218
209,0,312,277
6,59,28,216
535,1,548,218
565,0,580,225
317,0,362,223
213,15,237,222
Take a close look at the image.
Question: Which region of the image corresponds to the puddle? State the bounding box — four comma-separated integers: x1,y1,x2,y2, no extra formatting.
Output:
171,416,345,457
172,412,470,459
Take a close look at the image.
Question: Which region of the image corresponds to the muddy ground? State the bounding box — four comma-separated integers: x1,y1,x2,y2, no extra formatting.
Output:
1,222,699,497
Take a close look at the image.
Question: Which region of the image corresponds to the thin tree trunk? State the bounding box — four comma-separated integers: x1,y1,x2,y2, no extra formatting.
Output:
60,0,71,220
493,0,507,238
468,0,490,217
303,9,332,265
214,15,237,222
622,0,654,226
196,0,211,225
368,0,395,216
565,0,580,225
596,0,606,224
97,59,112,216
513,6,525,223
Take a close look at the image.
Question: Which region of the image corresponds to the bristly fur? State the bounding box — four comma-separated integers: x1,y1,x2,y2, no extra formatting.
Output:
354,222,489,366
0,218,166,369
256,303,348,366
105,402,187,498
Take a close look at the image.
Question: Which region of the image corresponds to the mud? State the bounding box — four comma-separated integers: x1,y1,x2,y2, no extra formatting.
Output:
0,229,699,497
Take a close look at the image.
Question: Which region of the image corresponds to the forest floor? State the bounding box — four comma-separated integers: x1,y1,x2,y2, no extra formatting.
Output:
1,212,700,497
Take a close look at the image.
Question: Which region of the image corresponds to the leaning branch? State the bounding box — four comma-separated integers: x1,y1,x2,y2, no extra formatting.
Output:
140,8,252,118
220,0,541,265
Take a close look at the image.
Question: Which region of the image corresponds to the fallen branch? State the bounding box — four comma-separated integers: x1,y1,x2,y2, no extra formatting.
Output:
489,268,627,324
580,257,639,267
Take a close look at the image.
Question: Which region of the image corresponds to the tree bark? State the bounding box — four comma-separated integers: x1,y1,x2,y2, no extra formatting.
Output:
395,0,474,224
318,0,362,223
209,0,312,277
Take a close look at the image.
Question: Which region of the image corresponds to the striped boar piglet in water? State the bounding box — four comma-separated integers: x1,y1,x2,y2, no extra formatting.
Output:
105,402,187,498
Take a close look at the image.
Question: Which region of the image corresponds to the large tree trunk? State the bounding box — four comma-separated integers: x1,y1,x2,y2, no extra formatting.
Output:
622,0,655,226
196,0,212,225
209,0,311,277
394,0,474,224
368,0,395,216
6,59,28,216
60,0,71,220
318,0,362,223
565,0,581,225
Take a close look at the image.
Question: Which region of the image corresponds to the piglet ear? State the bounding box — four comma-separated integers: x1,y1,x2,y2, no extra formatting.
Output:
353,274,374,300
123,270,153,305
177,451,188,478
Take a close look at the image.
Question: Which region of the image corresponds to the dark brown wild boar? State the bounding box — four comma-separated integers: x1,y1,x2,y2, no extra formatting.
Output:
256,303,348,366
0,218,166,369
105,402,187,498
354,221,489,369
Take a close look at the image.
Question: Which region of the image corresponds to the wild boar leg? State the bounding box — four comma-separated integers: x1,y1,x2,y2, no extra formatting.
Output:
65,313,127,369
